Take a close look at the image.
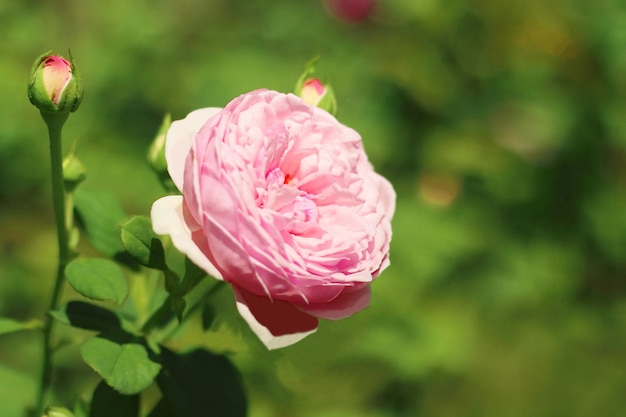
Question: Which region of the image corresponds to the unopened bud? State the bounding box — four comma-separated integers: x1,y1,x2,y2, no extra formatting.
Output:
324,0,376,23
28,51,83,114
147,113,171,174
299,78,337,115
148,113,177,192
63,149,87,190
294,58,338,115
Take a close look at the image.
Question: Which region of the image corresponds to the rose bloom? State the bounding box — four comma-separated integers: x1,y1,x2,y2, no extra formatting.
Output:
151,89,395,349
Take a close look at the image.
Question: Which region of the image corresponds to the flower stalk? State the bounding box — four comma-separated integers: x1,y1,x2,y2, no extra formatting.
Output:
29,50,83,416
36,112,72,416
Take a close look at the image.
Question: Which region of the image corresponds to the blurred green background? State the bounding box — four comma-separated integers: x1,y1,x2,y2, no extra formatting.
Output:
2,0,626,416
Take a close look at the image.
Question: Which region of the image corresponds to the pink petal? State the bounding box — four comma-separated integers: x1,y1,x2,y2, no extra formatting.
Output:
296,284,371,320
43,56,72,104
166,108,222,191
151,195,223,280
232,286,318,349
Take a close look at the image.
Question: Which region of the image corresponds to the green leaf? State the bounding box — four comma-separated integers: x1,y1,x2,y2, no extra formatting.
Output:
66,258,128,304
81,335,161,395
156,347,247,417
50,301,122,332
89,379,139,417
0,317,40,335
120,216,167,270
74,189,127,257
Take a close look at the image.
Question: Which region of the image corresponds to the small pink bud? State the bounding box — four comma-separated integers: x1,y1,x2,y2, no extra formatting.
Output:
28,51,83,114
296,77,337,115
301,79,327,106
324,0,376,23
294,58,338,114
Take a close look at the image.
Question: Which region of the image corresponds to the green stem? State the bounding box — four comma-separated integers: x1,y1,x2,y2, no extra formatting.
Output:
141,280,226,343
187,280,226,319
159,281,226,344
36,111,71,416
141,298,174,335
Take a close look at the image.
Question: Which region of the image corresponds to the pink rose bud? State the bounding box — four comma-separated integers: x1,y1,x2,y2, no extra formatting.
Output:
295,60,338,115
324,0,376,23
28,52,83,114
299,78,338,115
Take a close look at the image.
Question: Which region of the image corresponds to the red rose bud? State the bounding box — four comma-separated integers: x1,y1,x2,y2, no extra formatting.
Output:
28,52,83,114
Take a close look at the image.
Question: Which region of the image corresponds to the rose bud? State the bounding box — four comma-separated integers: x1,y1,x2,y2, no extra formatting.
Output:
148,113,178,192
324,0,376,23
148,113,171,174
62,149,87,191
28,52,83,114
297,78,338,115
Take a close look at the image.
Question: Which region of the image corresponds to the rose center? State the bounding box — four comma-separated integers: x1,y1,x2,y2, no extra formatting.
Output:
258,167,319,231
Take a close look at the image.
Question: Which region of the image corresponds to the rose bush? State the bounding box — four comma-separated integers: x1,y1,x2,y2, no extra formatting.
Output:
151,89,395,349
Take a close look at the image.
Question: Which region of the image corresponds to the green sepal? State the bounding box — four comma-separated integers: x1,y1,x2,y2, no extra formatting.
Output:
294,56,320,95
315,82,338,115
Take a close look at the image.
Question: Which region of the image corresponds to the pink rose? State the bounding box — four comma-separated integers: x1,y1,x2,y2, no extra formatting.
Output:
151,89,395,349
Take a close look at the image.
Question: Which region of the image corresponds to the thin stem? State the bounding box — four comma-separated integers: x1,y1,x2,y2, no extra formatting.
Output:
159,281,226,344
36,111,71,416
141,298,175,335
142,280,226,343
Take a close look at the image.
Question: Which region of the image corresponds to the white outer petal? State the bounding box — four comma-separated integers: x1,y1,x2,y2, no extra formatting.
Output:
166,107,222,191
234,299,317,350
151,195,223,280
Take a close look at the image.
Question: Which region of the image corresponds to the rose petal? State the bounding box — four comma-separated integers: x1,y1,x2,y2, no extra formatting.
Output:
297,284,371,320
166,107,222,191
232,286,318,349
151,195,223,280
377,175,396,221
